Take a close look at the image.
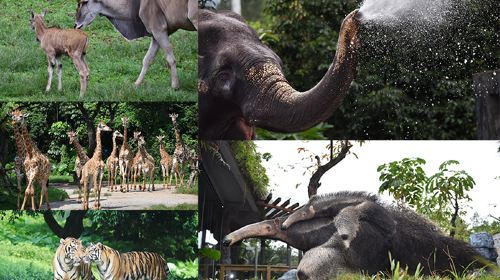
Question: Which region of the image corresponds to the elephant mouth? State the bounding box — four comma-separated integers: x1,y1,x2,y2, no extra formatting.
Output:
225,117,255,140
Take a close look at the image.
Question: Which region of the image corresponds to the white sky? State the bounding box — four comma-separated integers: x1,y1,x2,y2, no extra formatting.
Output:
256,140,500,224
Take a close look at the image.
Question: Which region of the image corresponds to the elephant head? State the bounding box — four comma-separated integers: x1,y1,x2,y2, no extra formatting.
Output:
198,9,362,139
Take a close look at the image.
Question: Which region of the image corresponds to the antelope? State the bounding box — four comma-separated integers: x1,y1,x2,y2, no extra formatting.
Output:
30,9,90,98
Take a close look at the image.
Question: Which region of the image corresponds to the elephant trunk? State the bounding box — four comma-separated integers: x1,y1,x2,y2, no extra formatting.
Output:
243,10,361,133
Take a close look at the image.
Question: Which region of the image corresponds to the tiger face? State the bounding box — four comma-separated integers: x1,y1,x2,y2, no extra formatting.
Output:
82,242,103,264
60,238,85,266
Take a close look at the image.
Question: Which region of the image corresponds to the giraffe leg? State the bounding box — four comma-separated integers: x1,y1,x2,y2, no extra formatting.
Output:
40,177,50,210
30,180,36,211
150,168,155,191
142,168,146,192
161,164,166,189
16,169,23,209
82,176,88,210
20,181,30,211
98,169,104,209
92,174,98,210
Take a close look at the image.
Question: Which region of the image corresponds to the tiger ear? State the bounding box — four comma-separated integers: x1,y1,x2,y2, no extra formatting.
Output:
96,242,103,249
60,238,65,244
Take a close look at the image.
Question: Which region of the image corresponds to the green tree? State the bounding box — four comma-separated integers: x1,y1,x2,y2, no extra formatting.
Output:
426,160,475,237
377,158,475,237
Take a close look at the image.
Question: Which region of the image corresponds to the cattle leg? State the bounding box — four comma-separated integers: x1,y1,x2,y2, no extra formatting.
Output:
56,57,63,91
188,0,199,29
46,55,56,92
154,32,179,89
135,38,159,86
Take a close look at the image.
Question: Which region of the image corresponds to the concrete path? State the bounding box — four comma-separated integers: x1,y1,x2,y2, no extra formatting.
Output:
50,182,197,210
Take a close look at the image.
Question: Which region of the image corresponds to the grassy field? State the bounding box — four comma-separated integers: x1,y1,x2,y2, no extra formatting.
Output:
0,0,197,102
0,215,197,279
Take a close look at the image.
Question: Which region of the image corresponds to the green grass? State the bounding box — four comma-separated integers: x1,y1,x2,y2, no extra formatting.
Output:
49,175,73,183
147,203,197,210
175,184,198,195
0,185,69,209
0,0,197,102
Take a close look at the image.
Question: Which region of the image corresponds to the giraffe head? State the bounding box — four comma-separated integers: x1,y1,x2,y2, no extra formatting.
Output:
10,109,29,126
121,117,129,128
133,131,141,140
67,131,78,144
137,135,146,147
113,130,123,139
97,121,111,133
169,113,178,123
156,135,165,143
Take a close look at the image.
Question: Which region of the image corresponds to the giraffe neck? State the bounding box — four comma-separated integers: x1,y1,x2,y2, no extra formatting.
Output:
34,17,47,42
92,129,103,160
139,145,148,158
173,122,184,149
72,138,90,162
110,135,118,157
122,125,129,149
20,122,37,158
12,124,26,158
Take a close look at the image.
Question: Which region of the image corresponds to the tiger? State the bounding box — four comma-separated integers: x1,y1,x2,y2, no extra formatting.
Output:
53,237,95,280
81,242,169,280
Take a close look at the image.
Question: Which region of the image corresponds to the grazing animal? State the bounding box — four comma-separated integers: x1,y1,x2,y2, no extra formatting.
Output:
82,242,168,280
170,113,189,186
224,191,489,279
53,237,95,280
67,131,90,203
156,135,171,189
11,112,27,209
30,9,89,98
11,110,51,210
74,0,198,89
198,9,360,139
106,130,123,191
80,121,111,210
119,117,133,192
134,135,156,191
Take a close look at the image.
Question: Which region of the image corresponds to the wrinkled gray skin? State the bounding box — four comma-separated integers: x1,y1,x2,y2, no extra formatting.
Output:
199,9,361,140
223,192,486,280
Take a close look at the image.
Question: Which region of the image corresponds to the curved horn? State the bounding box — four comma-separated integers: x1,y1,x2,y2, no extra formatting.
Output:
243,10,361,132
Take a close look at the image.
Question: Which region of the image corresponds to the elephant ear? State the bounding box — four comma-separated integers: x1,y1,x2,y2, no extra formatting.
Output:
212,70,236,99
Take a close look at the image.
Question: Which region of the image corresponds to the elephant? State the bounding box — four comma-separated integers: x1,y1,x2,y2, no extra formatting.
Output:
223,191,490,279
198,9,361,139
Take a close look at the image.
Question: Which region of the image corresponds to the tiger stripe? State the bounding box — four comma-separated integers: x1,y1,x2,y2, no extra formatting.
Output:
83,242,168,280
53,237,95,280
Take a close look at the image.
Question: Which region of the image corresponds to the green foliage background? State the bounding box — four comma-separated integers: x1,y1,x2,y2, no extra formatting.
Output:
0,211,198,280
261,0,499,139
0,0,197,102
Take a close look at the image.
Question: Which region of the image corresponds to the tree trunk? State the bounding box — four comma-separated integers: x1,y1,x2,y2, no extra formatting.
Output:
307,140,352,198
231,0,241,14
449,196,459,237
43,210,87,238
76,102,102,153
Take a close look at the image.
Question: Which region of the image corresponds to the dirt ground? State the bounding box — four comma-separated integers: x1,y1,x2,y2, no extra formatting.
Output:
49,182,197,210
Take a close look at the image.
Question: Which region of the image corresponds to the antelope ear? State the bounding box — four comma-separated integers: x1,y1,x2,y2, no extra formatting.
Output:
41,8,48,17
29,10,34,18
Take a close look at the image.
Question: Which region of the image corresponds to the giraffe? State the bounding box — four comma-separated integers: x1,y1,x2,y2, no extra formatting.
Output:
119,117,133,192
170,113,189,186
11,112,26,209
80,121,111,210
106,130,123,192
130,131,154,191
67,131,90,203
156,135,171,189
11,109,51,210
135,135,156,191
186,148,199,188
